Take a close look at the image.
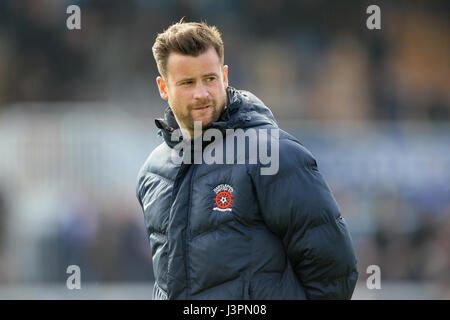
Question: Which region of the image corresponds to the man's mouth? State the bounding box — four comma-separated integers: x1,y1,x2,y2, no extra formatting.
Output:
193,105,211,110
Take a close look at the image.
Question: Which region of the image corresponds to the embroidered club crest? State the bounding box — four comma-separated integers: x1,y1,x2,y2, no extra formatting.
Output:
213,184,233,212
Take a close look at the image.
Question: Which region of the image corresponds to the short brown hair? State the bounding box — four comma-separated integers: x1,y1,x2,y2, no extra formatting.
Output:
152,19,224,79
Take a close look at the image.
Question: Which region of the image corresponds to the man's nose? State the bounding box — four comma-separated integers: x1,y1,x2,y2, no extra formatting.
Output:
193,83,209,101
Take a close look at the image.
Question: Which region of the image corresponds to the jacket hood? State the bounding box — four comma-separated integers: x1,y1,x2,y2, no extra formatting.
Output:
155,86,278,148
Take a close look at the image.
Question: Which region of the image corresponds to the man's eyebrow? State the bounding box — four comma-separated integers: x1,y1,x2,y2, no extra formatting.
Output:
175,73,219,85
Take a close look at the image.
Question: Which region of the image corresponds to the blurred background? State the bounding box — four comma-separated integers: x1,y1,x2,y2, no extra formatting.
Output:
0,0,449,299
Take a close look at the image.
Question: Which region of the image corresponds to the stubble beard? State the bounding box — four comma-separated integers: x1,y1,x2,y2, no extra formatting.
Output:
185,97,225,133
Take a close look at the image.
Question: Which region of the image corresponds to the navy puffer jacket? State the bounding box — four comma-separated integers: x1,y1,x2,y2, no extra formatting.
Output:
136,87,358,300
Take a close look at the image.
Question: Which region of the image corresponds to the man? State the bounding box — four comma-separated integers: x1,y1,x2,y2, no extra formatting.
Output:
136,20,358,300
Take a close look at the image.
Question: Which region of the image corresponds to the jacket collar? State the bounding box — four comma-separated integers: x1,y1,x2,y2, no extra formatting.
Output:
154,86,277,149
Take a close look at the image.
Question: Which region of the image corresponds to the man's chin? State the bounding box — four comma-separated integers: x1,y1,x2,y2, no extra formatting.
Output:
191,118,213,129
191,113,215,127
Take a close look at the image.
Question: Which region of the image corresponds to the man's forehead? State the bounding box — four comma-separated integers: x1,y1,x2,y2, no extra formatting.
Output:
166,47,221,80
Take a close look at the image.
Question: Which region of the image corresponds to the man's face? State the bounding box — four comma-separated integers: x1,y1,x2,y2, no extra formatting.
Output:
156,47,228,138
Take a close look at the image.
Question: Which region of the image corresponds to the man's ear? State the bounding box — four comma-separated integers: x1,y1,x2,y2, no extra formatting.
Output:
222,65,228,89
156,76,169,100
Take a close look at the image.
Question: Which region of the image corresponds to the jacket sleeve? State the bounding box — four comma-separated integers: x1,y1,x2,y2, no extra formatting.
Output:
136,165,146,210
251,138,358,299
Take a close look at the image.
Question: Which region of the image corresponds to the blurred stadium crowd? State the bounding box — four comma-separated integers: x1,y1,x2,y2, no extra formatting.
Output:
0,0,449,298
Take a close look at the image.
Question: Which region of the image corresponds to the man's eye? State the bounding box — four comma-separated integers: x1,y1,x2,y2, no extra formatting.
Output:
182,81,193,85
206,77,216,82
